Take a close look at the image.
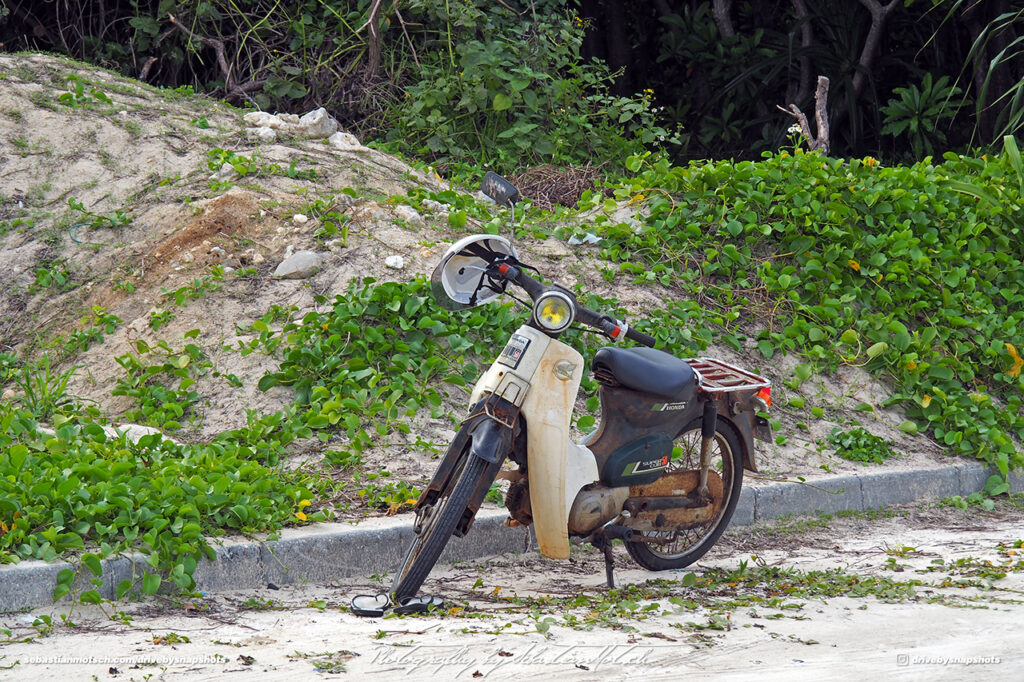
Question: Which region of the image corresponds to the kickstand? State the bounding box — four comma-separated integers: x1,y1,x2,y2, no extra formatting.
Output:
602,539,616,589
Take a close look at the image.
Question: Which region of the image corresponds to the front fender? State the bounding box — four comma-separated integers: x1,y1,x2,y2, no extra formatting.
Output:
469,417,511,464
415,408,514,536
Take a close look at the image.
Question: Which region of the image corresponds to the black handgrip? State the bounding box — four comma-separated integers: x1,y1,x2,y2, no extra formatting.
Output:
625,326,656,348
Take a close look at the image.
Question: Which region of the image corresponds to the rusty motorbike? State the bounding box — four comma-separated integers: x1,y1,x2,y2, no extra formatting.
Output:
351,173,772,616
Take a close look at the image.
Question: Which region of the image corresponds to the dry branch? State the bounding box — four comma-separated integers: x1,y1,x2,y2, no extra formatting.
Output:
167,13,234,92
777,75,831,154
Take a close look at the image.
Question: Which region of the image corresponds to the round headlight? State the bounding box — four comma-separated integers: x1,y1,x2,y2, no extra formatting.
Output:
533,291,575,333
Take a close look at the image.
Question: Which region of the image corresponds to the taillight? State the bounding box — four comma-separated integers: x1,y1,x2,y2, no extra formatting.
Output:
754,386,772,411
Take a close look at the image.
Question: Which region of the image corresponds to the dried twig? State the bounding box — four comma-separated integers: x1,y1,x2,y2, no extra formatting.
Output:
137,27,175,82
167,13,233,92
393,4,420,70
777,75,831,154
510,163,608,210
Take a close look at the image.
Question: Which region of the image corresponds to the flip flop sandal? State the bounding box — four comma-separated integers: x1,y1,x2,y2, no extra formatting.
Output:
350,593,390,617
393,595,444,615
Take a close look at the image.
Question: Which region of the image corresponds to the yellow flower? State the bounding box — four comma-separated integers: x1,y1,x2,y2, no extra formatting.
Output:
298,499,311,508
863,156,878,167
1007,343,1023,378
848,259,860,272
921,394,931,407
295,511,307,521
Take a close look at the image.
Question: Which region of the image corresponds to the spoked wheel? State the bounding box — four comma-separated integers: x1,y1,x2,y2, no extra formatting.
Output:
390,448,496,604
625,418,744,571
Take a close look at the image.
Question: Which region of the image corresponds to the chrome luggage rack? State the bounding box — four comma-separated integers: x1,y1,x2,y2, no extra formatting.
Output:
686,357,771,393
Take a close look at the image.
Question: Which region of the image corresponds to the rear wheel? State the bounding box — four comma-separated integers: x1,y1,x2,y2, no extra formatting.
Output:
391,449,496,603
625,418,744,571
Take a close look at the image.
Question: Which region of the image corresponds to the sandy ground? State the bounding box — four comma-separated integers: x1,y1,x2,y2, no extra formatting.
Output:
3,504,1021,680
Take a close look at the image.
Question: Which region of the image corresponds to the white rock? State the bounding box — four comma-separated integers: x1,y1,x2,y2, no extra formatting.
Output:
102,424,181,445
329,131,363,150
393,204,425,229
246,125,277,143
385,255,405,269
292,214,309,225
297,107,339,137
210,161,240,182
274,250,323,279
278,113,300,124
421,199,446,212
243,111,278,127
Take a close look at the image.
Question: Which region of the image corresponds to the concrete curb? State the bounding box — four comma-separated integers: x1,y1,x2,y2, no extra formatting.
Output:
2,462,1021,612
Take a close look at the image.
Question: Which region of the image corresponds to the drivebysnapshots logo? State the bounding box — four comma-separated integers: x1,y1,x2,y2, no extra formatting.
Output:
896,654,1001,667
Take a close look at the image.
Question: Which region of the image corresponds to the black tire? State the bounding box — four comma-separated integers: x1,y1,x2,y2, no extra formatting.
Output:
624,418,744,571
391,450,495,603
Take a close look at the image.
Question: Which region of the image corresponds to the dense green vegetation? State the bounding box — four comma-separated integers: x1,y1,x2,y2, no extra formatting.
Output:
612,145,1024,485
3,1,1023,165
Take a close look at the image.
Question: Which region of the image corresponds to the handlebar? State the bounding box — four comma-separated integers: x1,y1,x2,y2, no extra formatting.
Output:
494,260,656,348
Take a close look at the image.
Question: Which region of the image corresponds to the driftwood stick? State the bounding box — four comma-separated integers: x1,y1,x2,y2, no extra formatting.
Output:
813,76,830,154
777,75,831,154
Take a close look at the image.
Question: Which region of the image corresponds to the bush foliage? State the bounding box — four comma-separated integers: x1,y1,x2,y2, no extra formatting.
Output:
599,142,1024,486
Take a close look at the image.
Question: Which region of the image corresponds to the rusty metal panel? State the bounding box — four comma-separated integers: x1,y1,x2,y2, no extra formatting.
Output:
625,470,724,532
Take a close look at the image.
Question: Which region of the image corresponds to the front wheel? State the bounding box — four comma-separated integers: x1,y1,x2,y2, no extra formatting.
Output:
625,418,744,571
391,450,496,603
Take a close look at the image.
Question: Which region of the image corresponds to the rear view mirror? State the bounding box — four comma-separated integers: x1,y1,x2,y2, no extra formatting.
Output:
481,171,520,207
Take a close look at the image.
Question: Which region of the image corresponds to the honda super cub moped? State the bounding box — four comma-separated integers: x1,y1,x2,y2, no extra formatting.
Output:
352,173,772,616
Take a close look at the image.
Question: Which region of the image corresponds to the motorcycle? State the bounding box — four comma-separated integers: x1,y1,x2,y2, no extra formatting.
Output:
351,173,772,616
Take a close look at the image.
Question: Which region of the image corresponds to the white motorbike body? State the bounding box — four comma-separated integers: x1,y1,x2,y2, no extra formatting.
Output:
470,325,598,559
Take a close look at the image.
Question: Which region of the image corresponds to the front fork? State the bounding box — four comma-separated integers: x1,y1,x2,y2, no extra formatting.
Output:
413,410,513,538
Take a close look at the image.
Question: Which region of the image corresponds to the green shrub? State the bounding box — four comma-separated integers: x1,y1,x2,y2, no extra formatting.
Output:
383,3,678,171
0,406,323,596
607,144,1024,481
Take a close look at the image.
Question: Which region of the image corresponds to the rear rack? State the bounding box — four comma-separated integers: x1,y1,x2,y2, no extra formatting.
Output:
686,357,771,394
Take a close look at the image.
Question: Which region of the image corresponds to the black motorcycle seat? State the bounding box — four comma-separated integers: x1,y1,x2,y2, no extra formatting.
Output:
592,346,695,401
